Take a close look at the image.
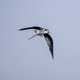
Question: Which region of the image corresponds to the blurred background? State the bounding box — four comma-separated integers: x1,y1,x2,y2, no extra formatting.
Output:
0,0,80,80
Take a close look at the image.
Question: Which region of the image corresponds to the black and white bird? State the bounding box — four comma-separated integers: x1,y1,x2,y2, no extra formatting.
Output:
19,26,53,59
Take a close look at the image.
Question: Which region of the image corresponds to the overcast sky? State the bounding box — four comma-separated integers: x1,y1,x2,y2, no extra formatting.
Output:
0,0,80,80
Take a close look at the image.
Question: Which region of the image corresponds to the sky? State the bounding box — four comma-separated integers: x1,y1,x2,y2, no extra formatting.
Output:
0,0,80,80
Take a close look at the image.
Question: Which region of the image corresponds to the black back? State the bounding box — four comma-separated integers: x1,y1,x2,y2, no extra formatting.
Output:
43,33,53,59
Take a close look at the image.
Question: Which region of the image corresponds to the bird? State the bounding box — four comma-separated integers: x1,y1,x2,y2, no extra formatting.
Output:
19,26,53,59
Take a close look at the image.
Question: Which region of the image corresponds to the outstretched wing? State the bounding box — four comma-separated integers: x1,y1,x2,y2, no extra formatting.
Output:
19,26,43,31
43,33,53,59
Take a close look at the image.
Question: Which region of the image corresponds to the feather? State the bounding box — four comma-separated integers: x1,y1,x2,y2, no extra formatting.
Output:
19,26,43,31
43,33,53,59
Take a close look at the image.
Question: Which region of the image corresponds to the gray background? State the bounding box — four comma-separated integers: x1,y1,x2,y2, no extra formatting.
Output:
0,0,80,80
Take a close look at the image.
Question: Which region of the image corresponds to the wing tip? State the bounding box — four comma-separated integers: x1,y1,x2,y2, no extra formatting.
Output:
18,28,24,31
52,55,54,59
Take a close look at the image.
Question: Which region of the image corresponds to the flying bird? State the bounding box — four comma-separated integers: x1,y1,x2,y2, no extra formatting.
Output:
19,26,53,59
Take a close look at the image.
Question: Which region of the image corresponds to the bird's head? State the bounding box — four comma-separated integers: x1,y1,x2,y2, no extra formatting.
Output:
42,28,49,34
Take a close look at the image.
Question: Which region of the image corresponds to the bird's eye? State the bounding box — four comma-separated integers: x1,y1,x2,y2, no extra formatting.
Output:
45,29,48,31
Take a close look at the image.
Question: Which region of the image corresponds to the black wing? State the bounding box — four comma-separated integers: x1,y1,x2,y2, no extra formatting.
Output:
43,33,53,59
19,26,43,31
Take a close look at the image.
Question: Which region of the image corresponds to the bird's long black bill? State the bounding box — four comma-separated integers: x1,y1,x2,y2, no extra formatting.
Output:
28,33,42,40
28,34,38,40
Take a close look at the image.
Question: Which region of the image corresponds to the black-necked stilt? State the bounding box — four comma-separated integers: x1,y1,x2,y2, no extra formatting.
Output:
19,26,53,59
